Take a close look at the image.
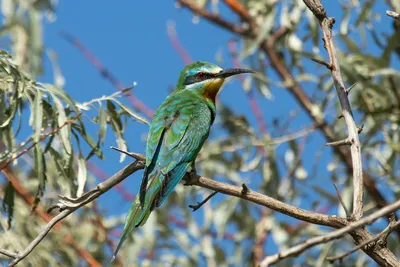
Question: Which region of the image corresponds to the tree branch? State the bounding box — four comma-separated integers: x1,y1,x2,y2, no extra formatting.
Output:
326,220,400,263
176,0,398,236
0,249,18,258
333,182,351,220
260,199,400,266
386,10,400,19
176,1,400,264
177,0,250,36
186,175,345,228
188,191,218,212
303,0,363,220
3,147,400,266
4,161,144,267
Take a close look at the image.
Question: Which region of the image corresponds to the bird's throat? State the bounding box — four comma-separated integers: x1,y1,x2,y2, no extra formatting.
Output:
202,78,224,102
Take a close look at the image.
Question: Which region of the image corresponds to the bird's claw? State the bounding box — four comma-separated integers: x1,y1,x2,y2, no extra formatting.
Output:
183,166,199,186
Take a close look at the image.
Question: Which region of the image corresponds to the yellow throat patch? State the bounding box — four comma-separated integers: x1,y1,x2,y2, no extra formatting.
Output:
202,78,225,102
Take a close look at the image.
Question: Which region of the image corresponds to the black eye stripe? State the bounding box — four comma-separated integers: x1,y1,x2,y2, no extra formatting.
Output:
183,73,215,85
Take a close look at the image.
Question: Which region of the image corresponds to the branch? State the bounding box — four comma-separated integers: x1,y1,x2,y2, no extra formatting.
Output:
260,199,400,266
4,161,144,266
333,183,351,220
3,148,398,266
188,191,218,212
177,0,250,36
176,1,400,263
176,0,398,236
386,10,400,19
0,113,81,171
326,220,400,263
1,168,101,267
223,0,253,22
186,175,345,228
0,249,18,258
303,0,363,220
167,21,193,64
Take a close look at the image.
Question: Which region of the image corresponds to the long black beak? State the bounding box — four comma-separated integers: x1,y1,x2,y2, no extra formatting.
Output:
216,68,254,78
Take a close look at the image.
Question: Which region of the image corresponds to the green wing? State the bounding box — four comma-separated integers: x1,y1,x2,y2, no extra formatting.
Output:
112,91,213,259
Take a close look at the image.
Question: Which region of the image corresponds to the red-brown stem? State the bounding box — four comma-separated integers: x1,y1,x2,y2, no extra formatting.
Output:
1,168,101,267
60,31,155,118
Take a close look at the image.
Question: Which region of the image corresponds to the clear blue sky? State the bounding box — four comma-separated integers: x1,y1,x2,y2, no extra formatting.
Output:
8,0,399,262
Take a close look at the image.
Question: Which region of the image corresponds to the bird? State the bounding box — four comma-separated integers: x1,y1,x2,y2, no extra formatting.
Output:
112,61,253,259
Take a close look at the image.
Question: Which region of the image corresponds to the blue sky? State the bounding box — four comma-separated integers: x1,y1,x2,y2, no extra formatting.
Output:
5,0,399,263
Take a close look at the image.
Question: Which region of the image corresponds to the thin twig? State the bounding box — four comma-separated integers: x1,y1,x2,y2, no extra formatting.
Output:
110,146,145,161
326,220,400,263
223,0,253,22
0,249,17,258
189,191,218,212
303,0,364,220
0,114,81,171
167,21,193,64
332,183,351,219
260,199,400,266
310,57,332,69
177,0,250,36
386,10,400,19
59,31,154,118
326,138,353,147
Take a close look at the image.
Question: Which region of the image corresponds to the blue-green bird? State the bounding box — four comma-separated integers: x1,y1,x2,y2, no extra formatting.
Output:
113,62,253,258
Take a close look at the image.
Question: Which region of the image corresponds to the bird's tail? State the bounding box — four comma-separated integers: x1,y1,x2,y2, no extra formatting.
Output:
111,163,191,261
111,170,163,261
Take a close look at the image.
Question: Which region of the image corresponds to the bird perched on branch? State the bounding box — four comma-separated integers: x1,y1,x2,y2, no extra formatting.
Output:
113,62,253,259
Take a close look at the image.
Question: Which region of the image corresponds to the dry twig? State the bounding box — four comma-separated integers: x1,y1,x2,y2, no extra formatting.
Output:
386,10,400,19
326,220,400,263
260,199,400,266
303,0,363,220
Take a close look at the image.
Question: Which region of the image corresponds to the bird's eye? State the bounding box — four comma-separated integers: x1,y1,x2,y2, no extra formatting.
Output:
197,72,205,79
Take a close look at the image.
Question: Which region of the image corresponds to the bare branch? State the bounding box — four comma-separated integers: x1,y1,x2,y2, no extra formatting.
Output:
175,1,400,263
333,183,351,220
326,220,400,263
303,0,364,220
0,249,17,258
346,83,357,94
167,21,193,64
310,57,333,69
110,146,146,161
189,191,218,212
386,10,400,19
260,199,400,266
177,0,250,36
176,0,398,239
326,138,353,147
188,176,345,228
5,161,144,267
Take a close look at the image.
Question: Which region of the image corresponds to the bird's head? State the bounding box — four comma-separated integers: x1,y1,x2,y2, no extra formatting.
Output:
176,61,253,102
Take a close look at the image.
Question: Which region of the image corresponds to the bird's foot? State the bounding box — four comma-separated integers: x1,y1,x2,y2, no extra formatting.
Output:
47,189,100,213
183,162,199,186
